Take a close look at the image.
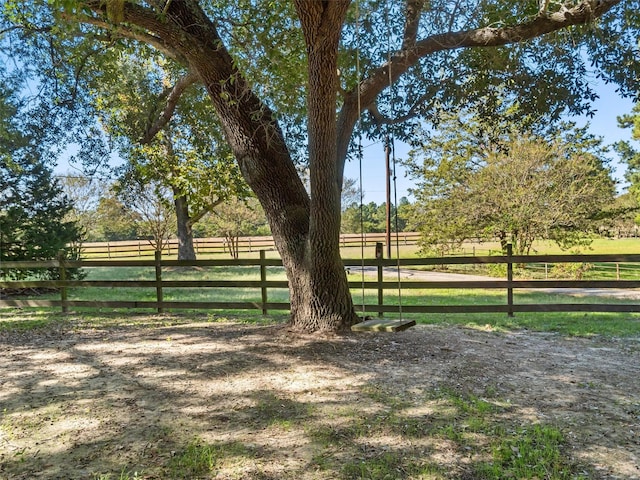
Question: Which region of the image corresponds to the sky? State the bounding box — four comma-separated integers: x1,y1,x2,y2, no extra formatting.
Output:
344,81,637,205
55,81,637,204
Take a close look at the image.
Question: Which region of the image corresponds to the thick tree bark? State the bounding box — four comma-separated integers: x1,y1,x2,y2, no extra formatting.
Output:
290,0,358,332
174,194,196,261
143,0,357,332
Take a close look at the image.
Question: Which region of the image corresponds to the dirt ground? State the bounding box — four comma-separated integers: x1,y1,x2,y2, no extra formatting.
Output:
1,315,639,479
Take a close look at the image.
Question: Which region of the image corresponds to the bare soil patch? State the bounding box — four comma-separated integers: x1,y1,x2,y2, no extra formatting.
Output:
1,315,639,479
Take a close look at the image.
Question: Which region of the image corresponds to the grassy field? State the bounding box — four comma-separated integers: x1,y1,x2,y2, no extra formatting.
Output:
344,238,640,281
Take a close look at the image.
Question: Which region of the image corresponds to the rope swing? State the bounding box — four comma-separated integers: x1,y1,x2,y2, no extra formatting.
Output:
351,0,415,333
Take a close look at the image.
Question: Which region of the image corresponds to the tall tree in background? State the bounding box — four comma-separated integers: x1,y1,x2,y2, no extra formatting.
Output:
118,180,176,253
599,192,640,237
94,53,251,260
617,102,640,197
404,118,616,255
94,191,142,242
0,87,82,279
58,173,106,242
2,0,638,332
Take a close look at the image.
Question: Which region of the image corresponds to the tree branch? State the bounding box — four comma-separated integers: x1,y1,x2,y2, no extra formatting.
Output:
337,0,622,172
140,71,199,144
188,199,223,227
368,87,436,126
379,0,620,108
74,2,188,64
402,0,425,50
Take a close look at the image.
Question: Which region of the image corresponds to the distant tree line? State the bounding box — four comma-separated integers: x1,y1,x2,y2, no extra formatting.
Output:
58,175,271,259
341,199,410,234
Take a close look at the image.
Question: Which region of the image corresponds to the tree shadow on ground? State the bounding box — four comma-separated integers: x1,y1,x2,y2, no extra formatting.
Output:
1,314,639,479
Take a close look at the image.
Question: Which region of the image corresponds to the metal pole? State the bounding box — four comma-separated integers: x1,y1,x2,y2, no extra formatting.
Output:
155,250,164,314
507,243,514,318
58,250,68,314
385,139,391,259
260,250,268,315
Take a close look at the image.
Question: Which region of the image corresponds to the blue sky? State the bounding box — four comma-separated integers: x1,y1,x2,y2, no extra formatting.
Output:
55,81,637,204
345,82,637,205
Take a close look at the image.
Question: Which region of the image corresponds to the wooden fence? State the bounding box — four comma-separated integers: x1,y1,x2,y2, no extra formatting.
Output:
77,232,421,258
3,247,640,316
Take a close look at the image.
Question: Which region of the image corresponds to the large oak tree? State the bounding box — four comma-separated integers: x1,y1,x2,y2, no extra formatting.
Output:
2,0,638,332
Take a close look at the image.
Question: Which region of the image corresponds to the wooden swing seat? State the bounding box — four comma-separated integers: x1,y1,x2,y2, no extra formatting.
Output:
351,318,416,332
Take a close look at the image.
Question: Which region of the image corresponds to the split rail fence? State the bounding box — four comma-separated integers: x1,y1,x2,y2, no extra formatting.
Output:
3,247,640,317
78,232,421,259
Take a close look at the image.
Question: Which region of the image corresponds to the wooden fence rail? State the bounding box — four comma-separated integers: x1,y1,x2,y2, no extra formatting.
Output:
76,232,422,259
2,247,640,316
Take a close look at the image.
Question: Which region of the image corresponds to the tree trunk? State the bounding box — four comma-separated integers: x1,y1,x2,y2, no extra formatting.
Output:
161,1,358,332
292,0,358,332
174,193,196,261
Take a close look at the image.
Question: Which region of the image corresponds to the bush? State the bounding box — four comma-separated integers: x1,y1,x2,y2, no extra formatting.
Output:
549,262,593,280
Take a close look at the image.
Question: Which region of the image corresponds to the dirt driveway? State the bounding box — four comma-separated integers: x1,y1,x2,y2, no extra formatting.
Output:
1,315,639,479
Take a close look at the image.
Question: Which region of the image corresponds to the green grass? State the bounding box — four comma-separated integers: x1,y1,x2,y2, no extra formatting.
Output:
480,424,572,479
8,264,291,313
93,438,258,480
387,237,640,279
349,285,640,337
304,385,585,480
4,275,640,337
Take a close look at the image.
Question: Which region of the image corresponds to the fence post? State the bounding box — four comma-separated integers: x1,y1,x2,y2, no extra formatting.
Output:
506,243,514,317
155,250,164,314
376,242,384,317
57,250,68,314
260,250,268,315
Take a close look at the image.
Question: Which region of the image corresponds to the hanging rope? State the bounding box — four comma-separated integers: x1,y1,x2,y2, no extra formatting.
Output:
386,2,404,320
355,0,366,316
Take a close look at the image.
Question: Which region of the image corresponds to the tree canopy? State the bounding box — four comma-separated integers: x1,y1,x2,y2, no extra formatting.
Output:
1,0,638,331
404,116,616,255
0,86,82,279
92,50,251,259
617,101,640,197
